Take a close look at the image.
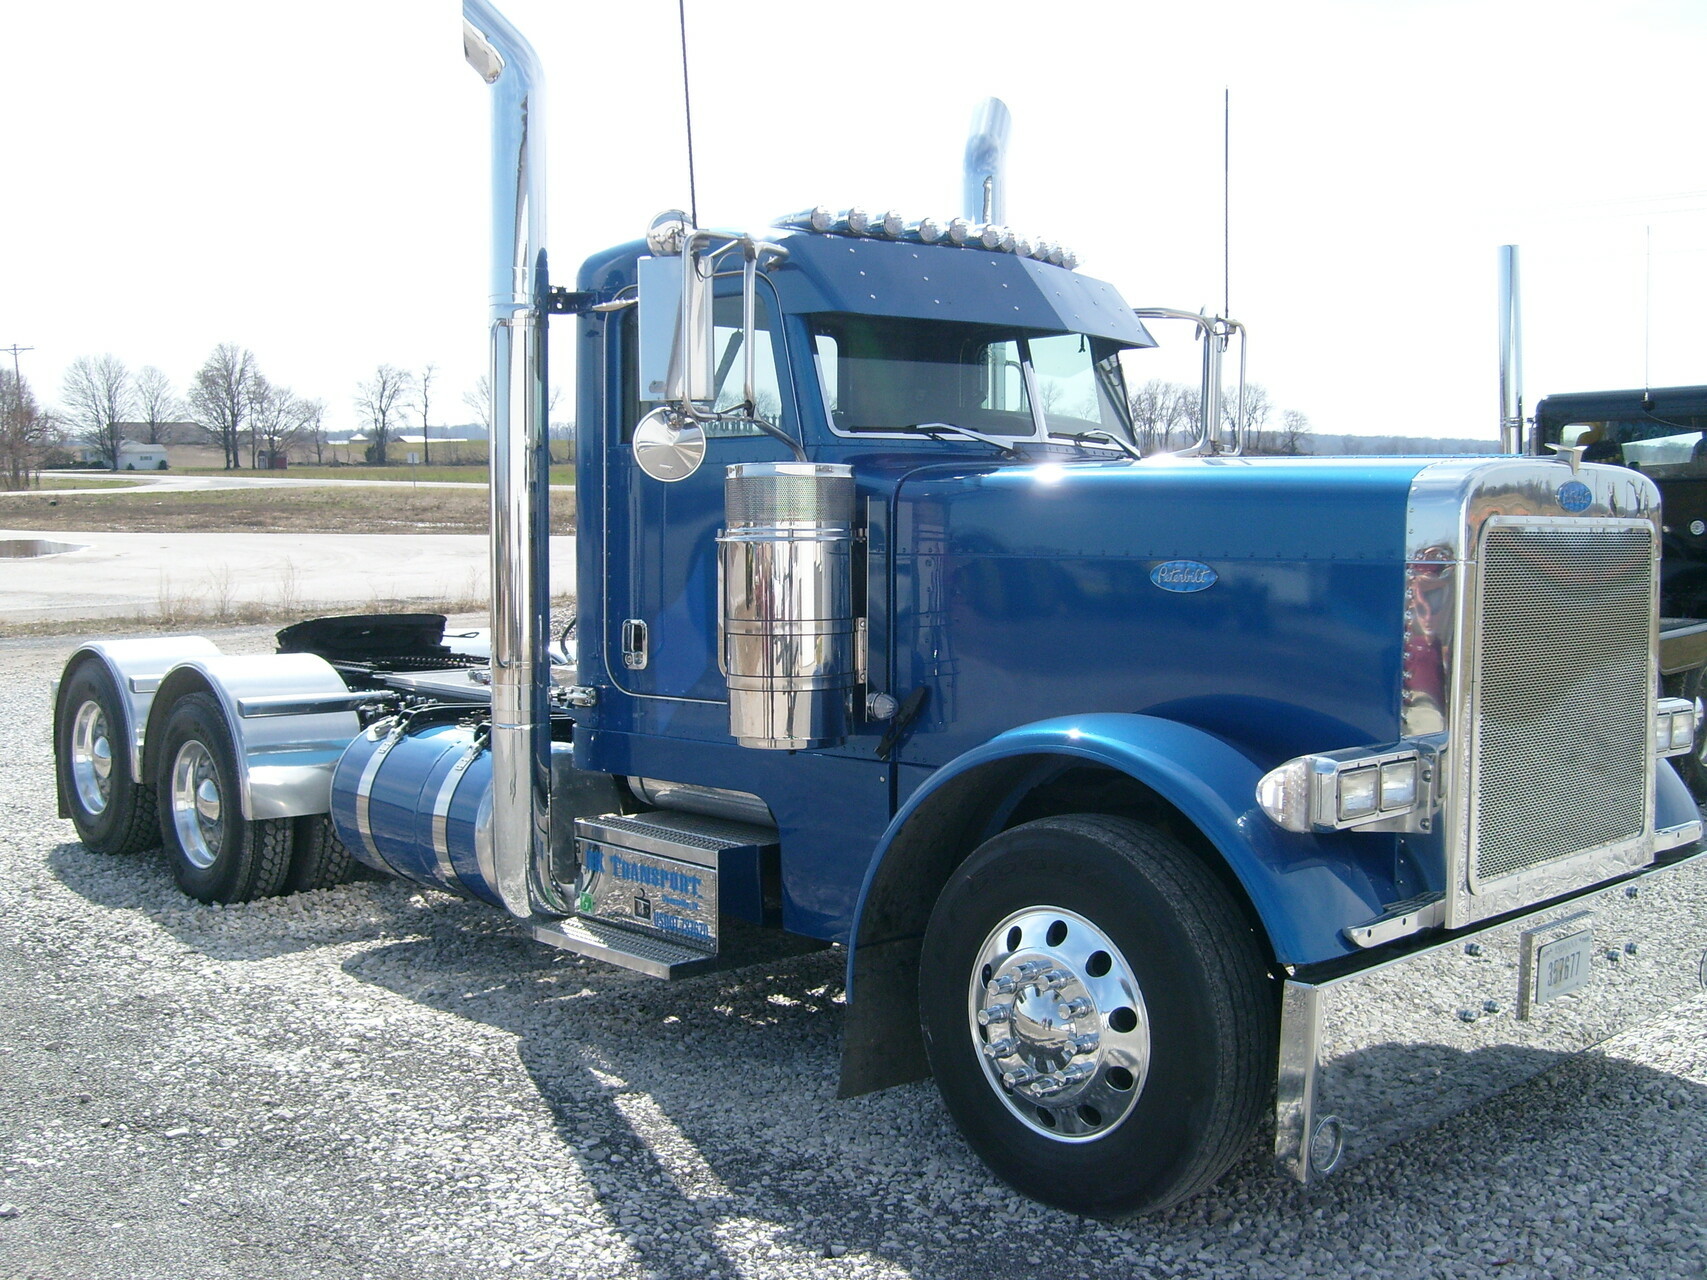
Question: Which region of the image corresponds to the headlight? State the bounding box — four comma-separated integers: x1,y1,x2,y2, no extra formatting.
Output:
1257,741,1438,834
1657,696,1697,758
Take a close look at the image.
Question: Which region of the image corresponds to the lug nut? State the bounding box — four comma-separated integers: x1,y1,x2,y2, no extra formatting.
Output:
1606,949,1622,964
977,1002,1013,1027
1483,999,1500,1015
1041,968,1073,990
988,974,1018,995
1071,1033,1100,1054
1464,942,1483,957
1062,997,1093,1019
982,1037,1018,1058
1458,1008,1478,1023
1032,1074,1064,1094
1000,1066,1035,1087
1625,942,1639,957
1061,1061,1095,1083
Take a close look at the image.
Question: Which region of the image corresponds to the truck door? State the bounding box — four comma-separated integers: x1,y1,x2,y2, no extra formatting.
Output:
605,284,798,703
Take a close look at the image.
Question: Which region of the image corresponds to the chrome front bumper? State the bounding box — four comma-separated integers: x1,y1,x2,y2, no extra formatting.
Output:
1276,849,1707,1182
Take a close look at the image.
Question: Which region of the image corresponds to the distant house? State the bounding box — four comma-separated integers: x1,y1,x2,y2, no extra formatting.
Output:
68,439,169,469
117,440,169,470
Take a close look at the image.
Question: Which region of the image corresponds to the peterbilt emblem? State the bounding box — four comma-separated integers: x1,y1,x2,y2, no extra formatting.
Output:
1557,480,1594,513
1150,560,1218,593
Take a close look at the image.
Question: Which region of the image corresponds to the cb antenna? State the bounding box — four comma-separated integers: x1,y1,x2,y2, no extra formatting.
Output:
677,0,699,227
1223,87,1230,319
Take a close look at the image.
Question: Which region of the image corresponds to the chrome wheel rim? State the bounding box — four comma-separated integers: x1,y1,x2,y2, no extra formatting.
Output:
968,906,1151,1142
170,740,223,870
70,700,115,816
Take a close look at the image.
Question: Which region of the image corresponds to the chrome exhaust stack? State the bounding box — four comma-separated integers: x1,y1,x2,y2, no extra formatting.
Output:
963,98,1011,224
1498,244,1524,455
463,1,560,919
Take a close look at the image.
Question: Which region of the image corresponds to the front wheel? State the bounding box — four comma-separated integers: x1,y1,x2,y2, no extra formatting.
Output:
154,692,294,903
919,814,1276,1218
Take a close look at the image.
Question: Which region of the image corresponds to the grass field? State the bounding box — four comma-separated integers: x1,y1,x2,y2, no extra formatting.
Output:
175,464,576,485
0,483,576,535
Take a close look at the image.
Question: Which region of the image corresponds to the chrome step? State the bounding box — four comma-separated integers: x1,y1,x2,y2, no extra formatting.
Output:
531,914,826,980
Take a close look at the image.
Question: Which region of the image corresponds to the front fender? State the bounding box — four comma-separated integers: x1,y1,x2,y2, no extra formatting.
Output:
854,713,1392,981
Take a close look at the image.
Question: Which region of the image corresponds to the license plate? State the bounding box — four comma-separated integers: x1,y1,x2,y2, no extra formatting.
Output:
1518,911,1594,1018
1534,930,1593,1002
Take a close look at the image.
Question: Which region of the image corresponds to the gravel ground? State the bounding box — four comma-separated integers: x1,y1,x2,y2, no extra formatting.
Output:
2,624,1705,1280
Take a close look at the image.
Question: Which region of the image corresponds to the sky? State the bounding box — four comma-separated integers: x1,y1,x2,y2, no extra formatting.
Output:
4,0,1706,443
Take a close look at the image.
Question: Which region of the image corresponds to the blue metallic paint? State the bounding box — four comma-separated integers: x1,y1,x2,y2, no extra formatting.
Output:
570,244,1442,970
847,714,1393,984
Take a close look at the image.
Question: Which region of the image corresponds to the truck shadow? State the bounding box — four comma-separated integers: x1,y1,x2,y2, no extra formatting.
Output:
45,838,507,962
342,924,1707,1280
45,841,1707,1276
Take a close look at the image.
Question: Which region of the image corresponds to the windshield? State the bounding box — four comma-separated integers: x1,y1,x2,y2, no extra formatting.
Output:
1542,407,1707,477
809,313,1135,442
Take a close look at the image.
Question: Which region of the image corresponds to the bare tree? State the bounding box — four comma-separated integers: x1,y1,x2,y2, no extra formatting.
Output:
61,354,133,469
1277,408,1313,456
416,362,436,464
1223,381,1273,453
356,364,414,465
462,374,493,434
188,344,259,469
133,366,180,444
249,375,312,466
1,368,59,490
298,398,328,464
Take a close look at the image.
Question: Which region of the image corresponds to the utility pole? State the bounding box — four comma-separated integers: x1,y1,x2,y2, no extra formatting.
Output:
2,345,36,489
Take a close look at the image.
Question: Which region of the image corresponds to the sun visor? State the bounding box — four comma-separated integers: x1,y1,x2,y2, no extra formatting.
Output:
770,233,1156,347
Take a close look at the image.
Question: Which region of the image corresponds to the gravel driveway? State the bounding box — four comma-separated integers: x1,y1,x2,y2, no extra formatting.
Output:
2,624,1705,1280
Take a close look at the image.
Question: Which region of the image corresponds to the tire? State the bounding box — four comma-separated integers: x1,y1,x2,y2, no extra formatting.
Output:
56,660,158,855
919,814,1276,1218
288,814,356,892
153,692,293,903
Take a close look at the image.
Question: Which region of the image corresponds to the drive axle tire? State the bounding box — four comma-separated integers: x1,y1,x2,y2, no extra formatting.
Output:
288,814,357,892
154,692,293,904
919,814,1276,1218
57,661,157,855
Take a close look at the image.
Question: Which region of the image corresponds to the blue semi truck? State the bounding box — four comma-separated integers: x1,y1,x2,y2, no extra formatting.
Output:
51,2,1707,1217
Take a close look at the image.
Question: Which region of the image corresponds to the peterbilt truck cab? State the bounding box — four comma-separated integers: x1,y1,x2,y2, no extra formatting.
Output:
49,1,1707,1218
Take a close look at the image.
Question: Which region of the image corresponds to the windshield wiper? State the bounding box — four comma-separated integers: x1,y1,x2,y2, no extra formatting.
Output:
1054,429,1142,460
911,422,1026,458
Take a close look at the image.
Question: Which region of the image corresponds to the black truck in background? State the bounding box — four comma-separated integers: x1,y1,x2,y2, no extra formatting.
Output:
1536,384,1707,793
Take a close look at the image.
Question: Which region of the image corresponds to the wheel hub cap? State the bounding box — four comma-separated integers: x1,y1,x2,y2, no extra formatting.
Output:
969,906,1151,1141
70,700,115,815
170,741,223,870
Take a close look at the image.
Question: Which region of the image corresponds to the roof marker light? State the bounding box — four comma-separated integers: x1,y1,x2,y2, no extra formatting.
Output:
917,217,944,244
846,206,871,236
979,223,1006,250
947,217,973,245
880,209,905,238
1031,238,1053,261
1011,234,1033,258
810,205,835,232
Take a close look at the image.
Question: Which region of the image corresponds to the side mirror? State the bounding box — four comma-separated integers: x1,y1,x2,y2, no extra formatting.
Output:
638,239,714,406
632,406,707,482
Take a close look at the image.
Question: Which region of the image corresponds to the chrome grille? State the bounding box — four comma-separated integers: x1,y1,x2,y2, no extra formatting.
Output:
1472,522,1654,886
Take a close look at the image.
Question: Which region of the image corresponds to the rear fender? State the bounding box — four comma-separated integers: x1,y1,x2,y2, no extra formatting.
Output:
143,654,361,821
54,638,223,816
